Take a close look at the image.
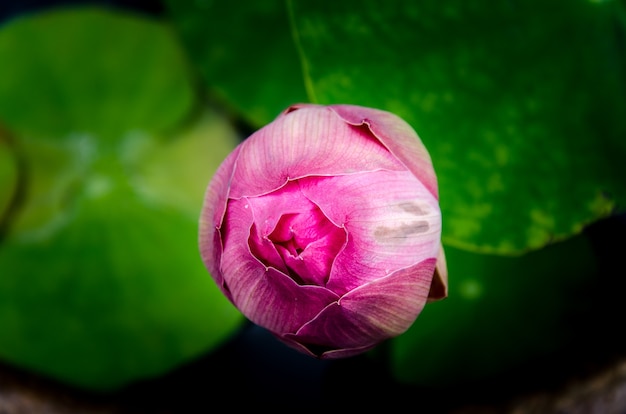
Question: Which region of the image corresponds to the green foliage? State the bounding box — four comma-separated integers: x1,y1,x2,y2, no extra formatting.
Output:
169,0,622,385
282,0,625,386
0,7,195,138
0,7,243,390
0,130,18,222
288,0,626,254
163,0,308,127
0,0,625,392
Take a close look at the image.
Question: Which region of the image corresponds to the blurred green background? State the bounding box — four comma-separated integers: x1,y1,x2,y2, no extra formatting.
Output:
0,0,625,410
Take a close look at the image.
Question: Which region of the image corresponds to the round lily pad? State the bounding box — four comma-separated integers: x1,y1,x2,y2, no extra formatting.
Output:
0,6,244,390
0,6,195,138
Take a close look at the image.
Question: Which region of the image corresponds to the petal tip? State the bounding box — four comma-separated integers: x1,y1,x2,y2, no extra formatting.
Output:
427,244,449,302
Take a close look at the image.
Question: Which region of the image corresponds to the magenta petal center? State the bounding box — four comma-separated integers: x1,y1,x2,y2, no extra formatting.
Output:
248,181,346,287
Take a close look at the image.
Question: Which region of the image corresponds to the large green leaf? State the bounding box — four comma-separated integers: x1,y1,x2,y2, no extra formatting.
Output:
0,7,244,391
390,235,599,386
0,111,244,391
289,0,626,254
163,0,308,127
0,6,195,138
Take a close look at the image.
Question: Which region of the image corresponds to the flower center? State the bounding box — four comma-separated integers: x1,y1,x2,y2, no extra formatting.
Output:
268,213,307,256
248,188,346,286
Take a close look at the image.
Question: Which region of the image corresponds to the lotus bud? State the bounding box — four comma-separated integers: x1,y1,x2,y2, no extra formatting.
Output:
199,104,447,359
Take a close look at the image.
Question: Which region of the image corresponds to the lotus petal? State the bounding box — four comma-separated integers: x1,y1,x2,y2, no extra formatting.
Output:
298,171,441,295
285,258,436,358
228,105,405,198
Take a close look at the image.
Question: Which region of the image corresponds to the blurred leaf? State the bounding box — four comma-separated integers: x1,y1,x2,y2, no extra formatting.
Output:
0,6,244,391
0,6,195,138
163,0,308,127
0,110,244,390
126,110,242,219
0,128,18,223
289,0,626,254
389,235,599,386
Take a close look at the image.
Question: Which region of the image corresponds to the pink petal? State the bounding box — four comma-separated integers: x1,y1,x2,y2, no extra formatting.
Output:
222,258,340,335
228,105,405,198
245,180,348,286
220,197,340,334
297,171,441,296
198,145,242,295
278,227,346,286
276,336,375,360
245,182,317,276
248,221,289,276
244,180,327,238
284,258,437,358
328,104,439,200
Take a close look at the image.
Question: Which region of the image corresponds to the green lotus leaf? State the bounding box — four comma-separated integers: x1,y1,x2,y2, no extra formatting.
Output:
163,0,308,127
0,6,244,390
0,110,244,391
0,6,195,138
289,0,626,254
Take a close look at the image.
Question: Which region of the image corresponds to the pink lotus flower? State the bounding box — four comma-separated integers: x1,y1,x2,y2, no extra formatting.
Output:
199,104,447,359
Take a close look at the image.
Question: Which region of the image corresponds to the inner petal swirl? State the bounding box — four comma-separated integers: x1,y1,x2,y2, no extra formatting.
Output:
248,180,346,287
